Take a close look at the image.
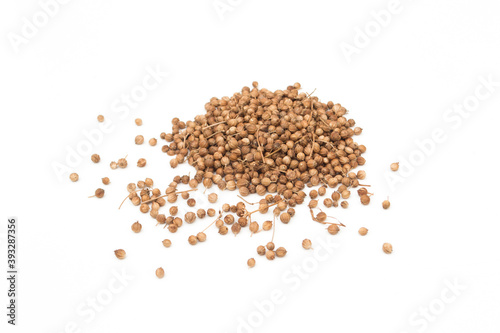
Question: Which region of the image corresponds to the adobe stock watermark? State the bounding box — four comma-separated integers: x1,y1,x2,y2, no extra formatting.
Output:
7,0,73,54
213,0,245,21
398,278,467,333
235,236,341,333
385,74,499,191
51,64,168,182
55,268,134,333
339,0,409,64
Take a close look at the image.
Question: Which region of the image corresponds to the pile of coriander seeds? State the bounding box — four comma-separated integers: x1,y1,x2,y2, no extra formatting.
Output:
83,82,396,277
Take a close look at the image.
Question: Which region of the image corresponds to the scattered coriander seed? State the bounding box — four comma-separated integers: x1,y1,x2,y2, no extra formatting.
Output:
341,201,349,209
181,192,190,200
135,135,144,145
156,267,165,278
70,173,79,182
208,193,218,203
168,224,178,233
383,243,393,254
187,198,196,207
218,225,229,235
302,239,312,250
102,177,110,185
280,213,291,224
360,195,371,205
263,221,273,231
114,249,126,259
358,227,368,236
140,203,149,213
162,239,171,247
382,199,391,209
231,223,241,235
247,258,256,268
222,203,230,212
110,161,117,169
266,242,275,251
117,157,128,168
249,222,259,233
131,221,142,233
357,170,366,180
135,118,142,126
207,208,216,217
197,232,207,242
257,245,266,256
127,183,136,193
332,192,341,201
390,162,399,171
137,158,147,167
327,224,340,235
197,209,206,219
145,178,153,187
97,115,104,122
265,250,276,260
92,188,105,198
215,219,224,228
188,235,198,245
185,212,196,223
276,247,287,258
323,198,334,208
149,138,157,146
91,154,100,163
224,215,235,225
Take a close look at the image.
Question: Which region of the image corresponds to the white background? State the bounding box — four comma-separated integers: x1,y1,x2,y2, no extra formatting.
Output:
1,0,500,332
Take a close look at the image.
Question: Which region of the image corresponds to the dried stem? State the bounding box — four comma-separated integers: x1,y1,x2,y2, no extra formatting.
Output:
202,121,226,129
118,190,142,209
237,195,257,205
140,189,198,205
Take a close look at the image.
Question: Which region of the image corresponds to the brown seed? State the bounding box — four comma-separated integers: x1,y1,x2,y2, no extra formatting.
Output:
390,162,399,171
197,209,206,219
187,198,196,207
265,250,275,260
231,223,241,235
145,178,153,187
102,177,110,185
280,213,291,224
247,258,256,268
131,221,142,233
215,219,224,228
249,222,259,233
218,225,228,235
185,212,196,223
97,115,104,122
135,135,144,145
383,243,393,254
360,195,370,205
276,247,287,258
188,235,198,245
137,158,147,167
341,201,349,209
266,242,275,251
156,267,165,278
117,158,127,168
208,193,218,203
224,214,235,225
169,206,178,215
94,188,105,198
262,221,273,231
114,249,126,259
69,173,79,182
257,245,266,256
149,138,157,146
127,183,137,193
197,232,207,242
207,208,216,217
358,227,368,236
327,224,339,235
168,224,178,233
302,239,312,250
162,239,171,247
91,154,100,163
382,199,391,209
135,118,142,126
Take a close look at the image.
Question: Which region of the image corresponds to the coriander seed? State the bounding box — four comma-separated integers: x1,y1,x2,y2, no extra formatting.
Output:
197,232,207,242
114,249,126,259
91,154,100,163
135,135,144,145
358,227,368,236
208,193,218,203
135,118,142,126
156,267,165,278
97,115,104,122
188,235,198,245
131,221,142,233
102,177,110,185
218,225,228,235
276,247,287,258
390,162,399,171
137,158,147,167
257,245,266,256
327,224,339,235
162,239,172,247
265,250,275,260
185,212,196,223
302,239,312,250
266,242,275,251
149,138,157,146
70,173,79,182
383,243,393,254
382,199,391,209
247,258,256,268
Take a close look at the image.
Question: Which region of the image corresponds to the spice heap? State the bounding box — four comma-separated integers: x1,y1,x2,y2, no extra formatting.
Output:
159,82,366,204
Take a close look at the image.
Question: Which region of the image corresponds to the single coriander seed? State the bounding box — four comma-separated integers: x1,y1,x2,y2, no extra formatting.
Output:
135,118,142,126
149,138,157,146
137,158,147,167
276,247,287,258
135,135,144,145
102,177,110,185
382,199,391,209
327,224,340,235
383,243,393,254
197,232,207,242
266,242,275,251
302,239,312,250
156,267,165,278
358,227,368,236
91,154,100,163
257,245,266,256
97,115,104,122
390,162,399,171
162,239,172,248
265,250,276,260
131,221,142,233
114,249,126,259
247,258,256,268
188,235,198,245
70,173,79,182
